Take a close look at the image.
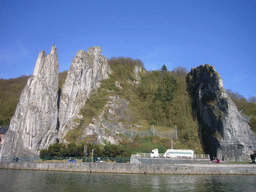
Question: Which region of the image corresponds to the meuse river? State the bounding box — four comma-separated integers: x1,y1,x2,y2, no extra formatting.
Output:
0,169,255,192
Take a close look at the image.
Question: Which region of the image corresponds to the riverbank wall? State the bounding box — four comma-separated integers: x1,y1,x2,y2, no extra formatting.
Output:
0,162,256,175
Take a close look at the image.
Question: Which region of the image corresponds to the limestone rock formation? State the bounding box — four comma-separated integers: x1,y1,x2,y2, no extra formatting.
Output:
78,64,145,144
133,65,143,83
187,64,256,161
127,65,145,85
1,45,59,158
79,95,132,144
58,46,112,142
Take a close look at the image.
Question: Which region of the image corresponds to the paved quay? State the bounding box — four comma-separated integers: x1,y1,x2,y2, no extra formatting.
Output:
0,162,256,175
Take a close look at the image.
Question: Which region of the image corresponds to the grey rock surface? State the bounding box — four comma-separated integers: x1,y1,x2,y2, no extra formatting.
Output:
187,64,256,161
80,95,132,144
77,64,145,144
1,45,59,157
58,46,112,142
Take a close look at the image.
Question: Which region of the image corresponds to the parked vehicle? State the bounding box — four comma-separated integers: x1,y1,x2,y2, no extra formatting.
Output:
163,149,194,158
150,148,160,158
212,157,220,163
68,157,76,162
12,157,19,162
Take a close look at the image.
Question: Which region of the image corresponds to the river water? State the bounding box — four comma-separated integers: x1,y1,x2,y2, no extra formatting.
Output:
0,169,255,192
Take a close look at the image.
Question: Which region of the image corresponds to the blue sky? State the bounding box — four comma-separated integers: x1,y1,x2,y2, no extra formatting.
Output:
0,0,255,99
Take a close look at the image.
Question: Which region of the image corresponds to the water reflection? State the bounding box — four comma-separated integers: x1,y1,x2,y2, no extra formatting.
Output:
151,176,160,191
0,169,255,192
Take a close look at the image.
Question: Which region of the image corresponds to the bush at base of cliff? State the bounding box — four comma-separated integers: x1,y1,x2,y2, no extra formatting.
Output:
39,149,50,160
103,143,131,158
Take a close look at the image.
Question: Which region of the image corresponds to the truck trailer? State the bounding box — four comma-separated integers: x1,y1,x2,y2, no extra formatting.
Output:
163,149,194,158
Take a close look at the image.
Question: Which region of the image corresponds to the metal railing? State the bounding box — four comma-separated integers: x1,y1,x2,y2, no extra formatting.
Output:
0,156,40,162
0,156,130,163
82,157,130,163
131,153,210,159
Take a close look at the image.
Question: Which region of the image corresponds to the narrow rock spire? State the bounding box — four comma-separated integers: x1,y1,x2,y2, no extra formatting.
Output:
1,46,59,158
58,46,112,142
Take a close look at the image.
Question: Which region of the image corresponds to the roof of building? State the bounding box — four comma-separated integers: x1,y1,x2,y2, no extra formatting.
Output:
0,127,9,134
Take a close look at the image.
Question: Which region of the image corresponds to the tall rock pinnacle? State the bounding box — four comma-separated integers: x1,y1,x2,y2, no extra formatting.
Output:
58,46,111,142
1,45,59,157
187,64,256,161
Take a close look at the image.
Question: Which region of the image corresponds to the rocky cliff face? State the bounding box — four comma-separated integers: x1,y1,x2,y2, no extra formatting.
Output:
79,95,132,145
76,65,144,145
1,45,112,157
58,46,112,142
1,45,59,157
187,64,256,161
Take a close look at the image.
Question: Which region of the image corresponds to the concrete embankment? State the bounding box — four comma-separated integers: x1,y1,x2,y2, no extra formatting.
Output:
0,162,256,175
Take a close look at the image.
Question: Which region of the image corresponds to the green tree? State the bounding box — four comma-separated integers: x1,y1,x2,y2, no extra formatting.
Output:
103,144,130,157
154,86,164,101
65,142,79,157
249,96,256,104
163,75,177,103
48,142,65,157
84,143,103,157
161,65,167,72
103,144,118,157
40,149,49,159
93,145,103,157
173,66,187,75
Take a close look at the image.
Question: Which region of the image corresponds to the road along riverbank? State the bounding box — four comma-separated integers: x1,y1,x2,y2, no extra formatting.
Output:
0,162,256,175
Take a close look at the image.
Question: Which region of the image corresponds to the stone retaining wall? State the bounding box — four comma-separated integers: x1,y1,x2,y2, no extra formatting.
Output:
0,162,256,175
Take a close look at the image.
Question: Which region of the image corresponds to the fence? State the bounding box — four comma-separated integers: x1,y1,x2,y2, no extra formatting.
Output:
132,153,210,159
82,157,130,163
0,156,130,163
0,155,210,165
239,109,252,123
0,156,40,162
130,153,211,164
122,125,178,139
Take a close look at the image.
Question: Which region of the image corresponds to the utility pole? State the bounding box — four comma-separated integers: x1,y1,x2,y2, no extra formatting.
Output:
148,123,151,153
171,138,173,149
91,149,94,162
131,124,132,139
153,124,154,136
84,145,87,156
175,125,177,139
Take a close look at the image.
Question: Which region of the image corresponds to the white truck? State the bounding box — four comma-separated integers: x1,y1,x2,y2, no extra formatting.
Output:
163,149,194,158
150,148,160,158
